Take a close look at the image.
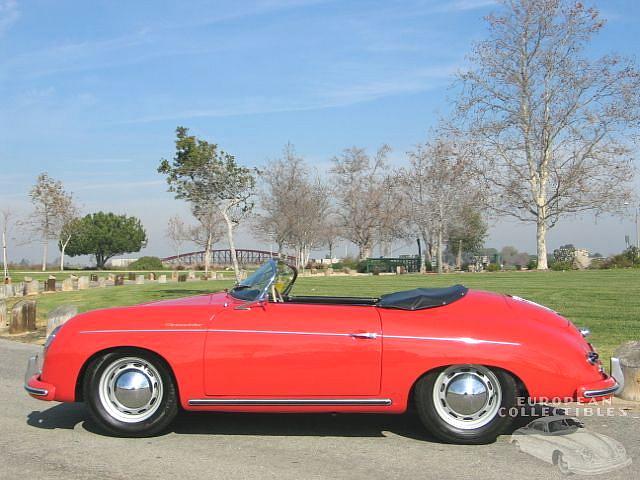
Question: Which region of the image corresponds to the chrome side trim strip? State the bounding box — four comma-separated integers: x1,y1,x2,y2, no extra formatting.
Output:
583,380,619,398
24,385,48,396
188,398,392,406
79,329,514,346
80,329,209,334
207,329,354,338
384,335,520,346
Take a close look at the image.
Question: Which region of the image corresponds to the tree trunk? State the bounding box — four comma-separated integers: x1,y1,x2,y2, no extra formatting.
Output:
536,208,548,270
204,231,212,276
221,209,241,282
60,235,71,271
41,240,48,271
2,230,7,279
456,239,463,270
358,243,372,260
437,229,443,274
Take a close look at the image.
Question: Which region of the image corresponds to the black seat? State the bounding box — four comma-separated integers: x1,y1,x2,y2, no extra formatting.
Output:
376,285,468,310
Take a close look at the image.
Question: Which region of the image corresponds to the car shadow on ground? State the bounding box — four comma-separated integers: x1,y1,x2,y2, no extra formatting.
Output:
27,403,436,441
26,402,567,442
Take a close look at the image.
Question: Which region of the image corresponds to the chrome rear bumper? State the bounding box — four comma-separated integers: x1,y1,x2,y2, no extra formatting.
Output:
610,357,624,392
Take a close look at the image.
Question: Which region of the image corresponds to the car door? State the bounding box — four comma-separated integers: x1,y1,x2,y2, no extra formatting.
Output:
203,301,382,396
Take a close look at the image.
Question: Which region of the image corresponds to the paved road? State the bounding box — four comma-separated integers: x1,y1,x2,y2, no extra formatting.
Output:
1,339,638,480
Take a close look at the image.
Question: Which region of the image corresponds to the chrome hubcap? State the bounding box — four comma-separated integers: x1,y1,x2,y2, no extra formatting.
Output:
98,357,163,423
433,365,502,429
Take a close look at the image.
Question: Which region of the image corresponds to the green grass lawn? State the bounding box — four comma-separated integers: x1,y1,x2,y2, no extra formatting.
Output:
5,269,229,282
3,269,638,367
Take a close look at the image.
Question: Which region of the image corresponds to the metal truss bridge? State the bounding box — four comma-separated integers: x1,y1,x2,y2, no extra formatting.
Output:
161,249,296,266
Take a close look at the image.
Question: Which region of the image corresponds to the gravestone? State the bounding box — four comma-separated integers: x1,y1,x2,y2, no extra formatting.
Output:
324,268,332,276
46,305,77,337
171,271,178,281
158,275,167,284
61,278,74,292
23,276,32,282
25,280,39,296
148,272,156,281
114,275,124,286
135,275,144,285
4,277,11,285
77,276,90,290
90,274,98,282
45,276,56,293
178,274,187,282
10,299,37,334
98,277,106,288
128,272,136,281
0,300,7,333
613,341,640,402
187,271,196,280
215,272,224,280
14,282,24,297
107,273,115,282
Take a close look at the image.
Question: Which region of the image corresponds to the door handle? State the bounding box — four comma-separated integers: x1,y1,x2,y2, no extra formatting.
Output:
349,332,378,339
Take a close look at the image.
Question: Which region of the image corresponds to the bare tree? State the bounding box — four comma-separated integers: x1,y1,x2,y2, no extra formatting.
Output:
257,144,331,269
166,215,189,260
456,0,639,269
188,209,224,274
255,144,300,256
1,208,14,279
317,214,343,260
26,173,77,271
57,199,81,271
330,145,393,259
398,138,481,273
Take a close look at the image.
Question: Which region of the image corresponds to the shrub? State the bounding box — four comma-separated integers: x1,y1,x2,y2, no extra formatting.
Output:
526,259,537,270
550,260,574,271
485,263,500,272
128,256,164,270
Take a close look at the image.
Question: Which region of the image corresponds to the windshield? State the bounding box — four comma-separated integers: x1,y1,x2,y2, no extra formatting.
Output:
229,260,277,301
228,259,297,302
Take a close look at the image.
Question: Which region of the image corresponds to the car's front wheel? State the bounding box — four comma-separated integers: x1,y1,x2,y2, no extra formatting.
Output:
83,350,178,437
414,364,518,444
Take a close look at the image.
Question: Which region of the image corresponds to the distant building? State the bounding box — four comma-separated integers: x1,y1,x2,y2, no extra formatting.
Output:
553,245,590,269
107,258,138,268
315,258,341,265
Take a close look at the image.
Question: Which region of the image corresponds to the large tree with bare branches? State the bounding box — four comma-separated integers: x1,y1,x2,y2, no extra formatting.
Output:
331,145,398,259
398,138,482,273
26,173,78,271
456,0,639,269
257,144,331,269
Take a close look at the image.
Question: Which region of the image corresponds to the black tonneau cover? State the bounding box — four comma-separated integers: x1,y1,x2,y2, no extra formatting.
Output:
376,285,468,310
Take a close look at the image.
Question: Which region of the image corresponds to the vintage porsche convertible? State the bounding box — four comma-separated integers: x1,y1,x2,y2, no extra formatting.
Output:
25,259,618,443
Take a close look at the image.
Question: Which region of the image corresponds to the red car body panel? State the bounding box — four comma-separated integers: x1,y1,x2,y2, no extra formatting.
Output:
29,288,615,412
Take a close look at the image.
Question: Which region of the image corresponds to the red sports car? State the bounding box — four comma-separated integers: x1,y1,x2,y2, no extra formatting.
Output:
25,259,618,443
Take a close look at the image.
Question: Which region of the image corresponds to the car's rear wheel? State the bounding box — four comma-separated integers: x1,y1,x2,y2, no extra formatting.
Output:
83,350,178,437
414,364,518,444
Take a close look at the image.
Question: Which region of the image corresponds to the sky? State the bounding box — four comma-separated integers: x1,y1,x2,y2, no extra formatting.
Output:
0,0,639,265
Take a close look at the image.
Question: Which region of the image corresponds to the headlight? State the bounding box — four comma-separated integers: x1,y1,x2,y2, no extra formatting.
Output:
44,325,63,351
580,449,594,461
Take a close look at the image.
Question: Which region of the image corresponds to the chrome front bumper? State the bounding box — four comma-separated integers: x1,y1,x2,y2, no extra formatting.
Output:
610,357,624,392
24,354,48,396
